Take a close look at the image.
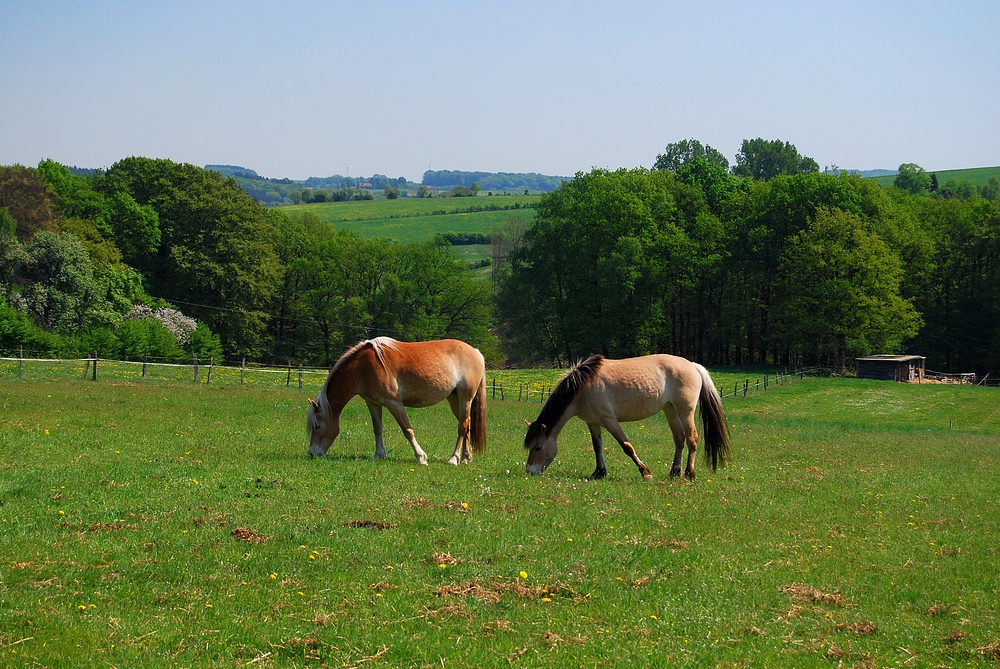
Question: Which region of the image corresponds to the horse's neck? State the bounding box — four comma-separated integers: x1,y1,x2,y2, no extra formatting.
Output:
325,364,360,412
545,402,579,440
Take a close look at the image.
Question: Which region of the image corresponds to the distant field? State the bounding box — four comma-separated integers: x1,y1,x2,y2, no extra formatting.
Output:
871,165,1000,187
279,195,539,265
279,194,540,223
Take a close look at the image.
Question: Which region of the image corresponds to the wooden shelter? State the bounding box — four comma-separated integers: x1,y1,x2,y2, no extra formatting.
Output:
855,355,926,382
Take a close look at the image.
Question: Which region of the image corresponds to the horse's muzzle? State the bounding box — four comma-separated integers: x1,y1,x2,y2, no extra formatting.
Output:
525,463,546,475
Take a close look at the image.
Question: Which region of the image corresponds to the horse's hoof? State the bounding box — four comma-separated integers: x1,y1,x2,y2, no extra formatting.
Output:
590,469,607,480
669,467,681,478
643,473,654,481
447,456,459,466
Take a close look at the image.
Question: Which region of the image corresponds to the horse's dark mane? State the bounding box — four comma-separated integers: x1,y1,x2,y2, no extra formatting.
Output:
524,354,604,446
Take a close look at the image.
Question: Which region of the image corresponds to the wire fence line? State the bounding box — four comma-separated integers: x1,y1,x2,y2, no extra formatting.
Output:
4,350,802,400
489,368,806,405
6,353,995,397
0,352,331,389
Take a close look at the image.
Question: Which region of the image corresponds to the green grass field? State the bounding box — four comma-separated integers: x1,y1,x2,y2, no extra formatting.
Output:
871,165,1000,188
1,374,998,667
278,196,538,265
279,195,540,223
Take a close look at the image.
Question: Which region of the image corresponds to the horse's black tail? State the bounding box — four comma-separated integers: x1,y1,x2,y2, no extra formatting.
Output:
470,375,487,453
695,364,731,471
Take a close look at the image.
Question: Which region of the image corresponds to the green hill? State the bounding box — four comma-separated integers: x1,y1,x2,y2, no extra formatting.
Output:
871,165,1000,187
278,195,540,265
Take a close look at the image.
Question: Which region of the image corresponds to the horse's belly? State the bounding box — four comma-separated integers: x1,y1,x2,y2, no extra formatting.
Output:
579,391,665,424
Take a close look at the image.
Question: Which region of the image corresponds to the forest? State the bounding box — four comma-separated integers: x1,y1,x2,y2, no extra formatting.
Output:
1,140,999,375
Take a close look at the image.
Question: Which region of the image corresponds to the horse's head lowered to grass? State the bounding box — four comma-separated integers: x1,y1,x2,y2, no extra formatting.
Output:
307,396,339,457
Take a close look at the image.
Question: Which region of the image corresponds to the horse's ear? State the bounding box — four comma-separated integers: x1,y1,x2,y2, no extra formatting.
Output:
309,399,321,410
524,419,532,427
540,423,549,436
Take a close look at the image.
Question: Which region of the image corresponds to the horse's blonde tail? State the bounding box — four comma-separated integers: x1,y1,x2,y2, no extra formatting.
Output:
470,374,487,453
696,364,731,471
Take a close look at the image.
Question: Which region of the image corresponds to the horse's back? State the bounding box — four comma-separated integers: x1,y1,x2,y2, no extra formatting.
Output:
582,354,702,422
381,339,485,406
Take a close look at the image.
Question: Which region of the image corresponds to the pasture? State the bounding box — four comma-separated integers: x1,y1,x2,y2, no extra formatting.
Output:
870,165,1000,188
0,374,998,667
278,196,538,265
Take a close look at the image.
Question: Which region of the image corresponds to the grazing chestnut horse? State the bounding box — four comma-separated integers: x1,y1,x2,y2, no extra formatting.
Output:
524,354,730,480
308,337,487,465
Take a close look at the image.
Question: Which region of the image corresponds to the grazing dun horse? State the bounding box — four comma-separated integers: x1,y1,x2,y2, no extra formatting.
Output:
524,354,730,480
308,337,487,465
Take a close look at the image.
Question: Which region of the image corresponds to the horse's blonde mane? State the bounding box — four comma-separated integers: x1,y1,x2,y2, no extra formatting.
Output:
315,337,399,415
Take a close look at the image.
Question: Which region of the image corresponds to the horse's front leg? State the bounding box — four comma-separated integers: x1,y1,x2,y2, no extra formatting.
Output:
589,423,608,480
384,401,428,466
365,401,388,460
605,420,652,481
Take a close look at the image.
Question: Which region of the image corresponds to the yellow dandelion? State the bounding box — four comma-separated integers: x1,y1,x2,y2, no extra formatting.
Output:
78,605,86,611
650,615,659,620
461,502,469,510
59,510,65,515
439,563,447,569
44,429,49,435
269,572,277,579
519,571,528,579
542,597,552,602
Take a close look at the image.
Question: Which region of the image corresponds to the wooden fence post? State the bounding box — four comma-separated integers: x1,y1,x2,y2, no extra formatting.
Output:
207,357,213,384
18,345,23,379
743,379,748,397
142,346,148,378
240,357,246,384
92,351,98,381
193,354,199,383
298,364,303,389
286,361,292,387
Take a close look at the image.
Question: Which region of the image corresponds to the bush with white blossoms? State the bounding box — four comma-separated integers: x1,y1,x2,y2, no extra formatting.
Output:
127,304,198,346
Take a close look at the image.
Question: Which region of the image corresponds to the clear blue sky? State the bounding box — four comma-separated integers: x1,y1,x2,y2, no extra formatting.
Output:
2,1,997,182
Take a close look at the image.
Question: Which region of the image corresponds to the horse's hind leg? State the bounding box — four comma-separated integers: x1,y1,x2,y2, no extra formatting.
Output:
384,400,428,466
446,393,472,466
604,420,652,481
664,404,700,480
663,405,687,478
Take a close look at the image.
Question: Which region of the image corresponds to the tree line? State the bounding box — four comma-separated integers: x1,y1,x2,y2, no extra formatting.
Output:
495,139,1000,375
0,158,499,366
2,139,998,375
